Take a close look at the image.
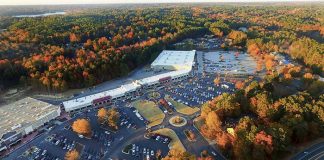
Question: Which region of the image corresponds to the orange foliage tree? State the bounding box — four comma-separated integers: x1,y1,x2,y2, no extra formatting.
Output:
235,81,245,89
214,76,221,86
72,119,91,136
97,108,107,123
303,72,313,79
65,149,79,160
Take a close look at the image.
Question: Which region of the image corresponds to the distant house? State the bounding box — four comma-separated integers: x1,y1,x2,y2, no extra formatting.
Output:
238,27,248,32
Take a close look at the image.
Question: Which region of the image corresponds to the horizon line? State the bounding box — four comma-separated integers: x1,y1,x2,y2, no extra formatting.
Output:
0,1,323,6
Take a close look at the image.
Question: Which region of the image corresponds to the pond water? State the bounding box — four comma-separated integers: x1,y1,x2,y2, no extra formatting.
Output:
13,11,66,18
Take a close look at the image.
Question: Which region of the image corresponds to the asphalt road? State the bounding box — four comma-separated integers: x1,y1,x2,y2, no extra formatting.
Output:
291,142,324,160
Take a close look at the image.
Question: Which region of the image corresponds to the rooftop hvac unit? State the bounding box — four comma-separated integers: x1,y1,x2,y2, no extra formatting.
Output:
11,123,22,130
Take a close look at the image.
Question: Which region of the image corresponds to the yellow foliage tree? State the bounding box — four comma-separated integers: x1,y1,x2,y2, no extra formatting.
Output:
65,149,79,160
163,149,196,160
97,108,107,123
304,72,313,79
214,76,221,86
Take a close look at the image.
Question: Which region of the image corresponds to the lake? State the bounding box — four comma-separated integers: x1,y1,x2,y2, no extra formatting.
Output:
13,11,66,18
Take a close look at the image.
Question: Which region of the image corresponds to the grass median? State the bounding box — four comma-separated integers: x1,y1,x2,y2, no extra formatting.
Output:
133,100,165,127
153,128,186,152
165,95,200,115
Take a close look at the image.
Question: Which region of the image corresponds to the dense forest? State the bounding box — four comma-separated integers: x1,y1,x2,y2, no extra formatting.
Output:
199,66,324,159
0,4,323,91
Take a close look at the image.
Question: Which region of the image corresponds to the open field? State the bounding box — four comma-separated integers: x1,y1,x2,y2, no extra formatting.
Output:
133,100,165,127
153,128,186,152
165,95,200,115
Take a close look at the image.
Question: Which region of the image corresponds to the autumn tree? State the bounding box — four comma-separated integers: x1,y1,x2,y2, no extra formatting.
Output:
216,131,233,150
250,93,273,119
213,76,221,86
72,119,92,136
255,131,274,152
97,107,120,130
265,55,275,72
210,27,223,37
235,81,245,89
227,30,247,46
97,108,107,123
107,108,120,130
65,149,79,160
208,20,230,36
201,111,222,139
163,149,196,160
69,33,80,43
156,149,162,159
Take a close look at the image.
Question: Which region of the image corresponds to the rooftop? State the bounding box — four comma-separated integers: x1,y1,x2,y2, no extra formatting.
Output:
63,81,141,111
0,97,59,138
151,50,195,68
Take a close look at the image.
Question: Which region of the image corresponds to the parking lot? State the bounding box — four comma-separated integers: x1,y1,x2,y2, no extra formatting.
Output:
197,51,257,75
162,74,235,107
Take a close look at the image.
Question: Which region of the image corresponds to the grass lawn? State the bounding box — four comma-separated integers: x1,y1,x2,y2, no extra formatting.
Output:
153,128,186,152
122,144,132,154
133,100,165,127
165,95,200,115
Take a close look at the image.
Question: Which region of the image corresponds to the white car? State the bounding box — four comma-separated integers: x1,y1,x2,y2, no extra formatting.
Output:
211,151,217,156
41,150,47,156
151,150,154,156
55,140,60,145
78,135,84,138
127,124,132,128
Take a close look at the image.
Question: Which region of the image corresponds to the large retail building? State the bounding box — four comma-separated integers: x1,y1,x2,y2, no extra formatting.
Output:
0,97,61,152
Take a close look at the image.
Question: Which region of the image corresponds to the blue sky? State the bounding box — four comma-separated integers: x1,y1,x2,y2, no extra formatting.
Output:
0,0,320,5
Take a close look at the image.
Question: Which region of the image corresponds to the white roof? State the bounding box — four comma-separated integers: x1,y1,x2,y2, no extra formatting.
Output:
121,82,141,92
151,50,195,68
0,97,60,138
63,69,191,111
63,82,141,112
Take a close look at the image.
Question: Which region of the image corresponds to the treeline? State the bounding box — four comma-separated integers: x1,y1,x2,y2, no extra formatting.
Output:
0,4,323,90
246,34,324,74
0,7,206,91
199,68,324,159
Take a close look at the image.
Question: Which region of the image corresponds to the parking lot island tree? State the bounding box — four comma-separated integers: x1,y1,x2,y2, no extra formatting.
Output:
97,108,108,123
64,149,79,160
162,149,196,160
72,118,92,137
106,108,120,130
97,107,120,130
